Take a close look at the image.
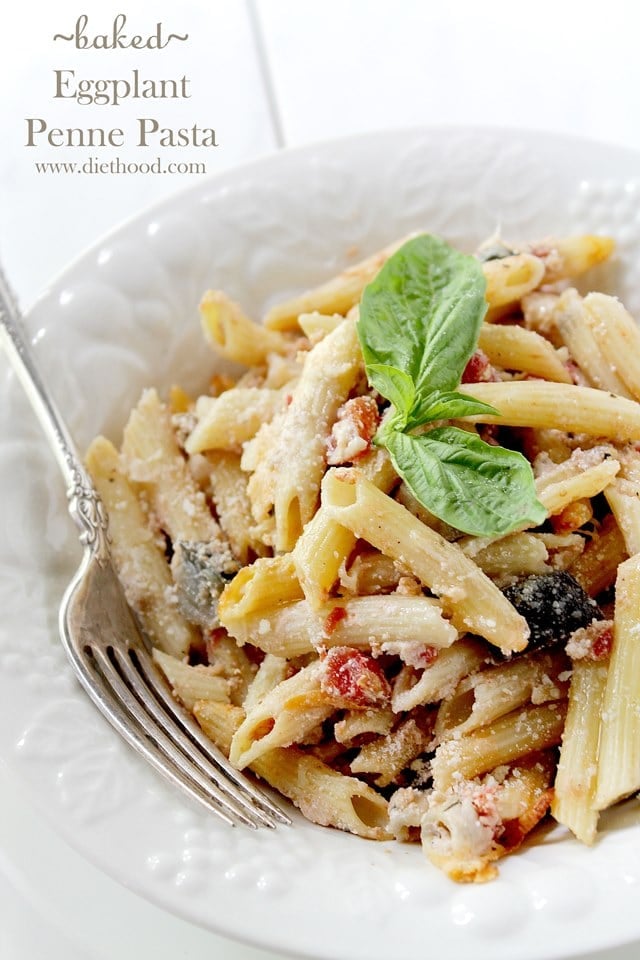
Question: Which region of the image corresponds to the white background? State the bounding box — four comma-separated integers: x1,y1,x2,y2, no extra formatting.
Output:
1,2,640,958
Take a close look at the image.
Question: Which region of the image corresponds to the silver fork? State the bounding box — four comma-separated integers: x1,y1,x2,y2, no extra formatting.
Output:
0,268,290,830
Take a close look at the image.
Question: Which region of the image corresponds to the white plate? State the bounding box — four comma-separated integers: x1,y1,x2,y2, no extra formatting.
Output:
1,127,640,960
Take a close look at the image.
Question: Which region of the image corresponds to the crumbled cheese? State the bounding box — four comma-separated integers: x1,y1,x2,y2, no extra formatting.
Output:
376,640,436,670
388,787,431,841
566,619,613,661
326,417,368,463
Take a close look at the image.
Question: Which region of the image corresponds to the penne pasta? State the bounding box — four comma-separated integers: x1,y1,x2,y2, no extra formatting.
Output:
553,288,633,397
604,446,640,554
537,455,620,517
205,451,269,564
321,469,530,653
230,661,333,768
91,227,640,884
569,513,627,597
582,292,640,401
218,554,304,619
121,388,221,544
263,237,410,331
532,234,614,284
85,436,197,658
248,318,362,552
604,482,640,557
552,658,608,844
339,551,404,596
152,648,230,710
297,311,344,340
194,699,391,839
186,387,285,454
200,289,290,364
205,630,257,707
434,652,568,744
350,718,430,787
242,654,293,712
391,639,489,713
459,380,640,440
477,323,571,383
482,253,545,321
250,744,392,839
334,708,395,744
293,447,397,609
430,701,567,790
470,532,550,584
219,593,458,658
595,554,640,809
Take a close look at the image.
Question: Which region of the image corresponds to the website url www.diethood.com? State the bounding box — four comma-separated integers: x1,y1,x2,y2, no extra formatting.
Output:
34,156,207,175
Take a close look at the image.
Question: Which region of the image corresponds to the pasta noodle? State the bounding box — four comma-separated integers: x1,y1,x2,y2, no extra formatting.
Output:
594,554,640,809
85,436,198,658
200,289,290,364
219,593,458,658
86,227,640,884
458,381,640,440
319,469,530,653
247,317,362,551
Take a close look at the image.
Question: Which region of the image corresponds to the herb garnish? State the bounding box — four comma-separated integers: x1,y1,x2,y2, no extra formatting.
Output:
357,234,546,537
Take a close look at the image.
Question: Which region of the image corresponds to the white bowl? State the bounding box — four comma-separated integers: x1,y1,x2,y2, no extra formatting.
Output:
1,127,640,960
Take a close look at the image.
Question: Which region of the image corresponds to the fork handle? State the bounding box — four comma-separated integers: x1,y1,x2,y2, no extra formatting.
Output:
0,269,110,559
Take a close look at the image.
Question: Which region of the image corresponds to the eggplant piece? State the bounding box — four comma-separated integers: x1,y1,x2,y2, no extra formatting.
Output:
171,540,240,628
503,571,602,652
476,241,517,263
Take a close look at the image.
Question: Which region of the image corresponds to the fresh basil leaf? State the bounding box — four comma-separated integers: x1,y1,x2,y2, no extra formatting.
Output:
357,234,488,396
383,426,547,537
357,233,542,538
366,363,415,426
405,389,499,429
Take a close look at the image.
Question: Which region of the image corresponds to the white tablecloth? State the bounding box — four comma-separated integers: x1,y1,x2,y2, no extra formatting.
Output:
2,2,640,958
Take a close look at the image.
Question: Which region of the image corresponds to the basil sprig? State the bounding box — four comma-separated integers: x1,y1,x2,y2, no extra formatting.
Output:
357,234,546,537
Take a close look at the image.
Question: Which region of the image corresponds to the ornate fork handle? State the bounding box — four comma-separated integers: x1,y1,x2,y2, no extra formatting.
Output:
0,269,110,561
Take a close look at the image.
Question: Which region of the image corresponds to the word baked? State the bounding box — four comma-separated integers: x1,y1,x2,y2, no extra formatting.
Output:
53,14,189,50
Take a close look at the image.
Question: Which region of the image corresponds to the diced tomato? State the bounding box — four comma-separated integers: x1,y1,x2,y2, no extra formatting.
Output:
347,395,379,437
566,619,613,661
461,350,495,384
326,396,379,464
592,624,613,660
323,606,348,635
321,646,391,708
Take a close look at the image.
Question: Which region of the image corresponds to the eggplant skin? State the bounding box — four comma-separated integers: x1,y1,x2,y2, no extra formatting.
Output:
503,571,602,652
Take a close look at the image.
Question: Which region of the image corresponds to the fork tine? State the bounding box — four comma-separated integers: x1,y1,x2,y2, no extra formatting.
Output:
81,644,262,827
131,645,291,825
111,643,288,828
